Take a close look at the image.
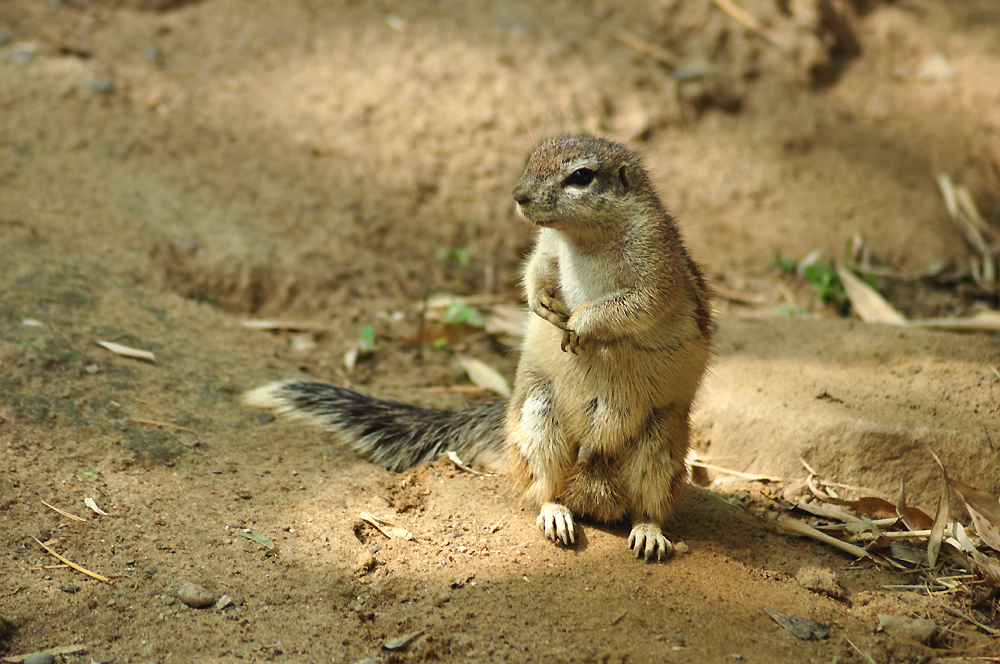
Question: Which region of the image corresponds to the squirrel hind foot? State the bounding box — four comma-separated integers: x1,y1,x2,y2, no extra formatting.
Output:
537,503,576,546
627,523,673,562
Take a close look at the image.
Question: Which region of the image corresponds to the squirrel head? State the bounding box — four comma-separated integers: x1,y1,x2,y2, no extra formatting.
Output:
511,136,656,238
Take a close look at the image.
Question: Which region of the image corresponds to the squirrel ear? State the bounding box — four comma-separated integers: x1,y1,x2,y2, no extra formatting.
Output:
617,165,633,194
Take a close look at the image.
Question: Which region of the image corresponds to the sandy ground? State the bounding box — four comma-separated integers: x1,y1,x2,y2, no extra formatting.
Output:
2,0,1000,662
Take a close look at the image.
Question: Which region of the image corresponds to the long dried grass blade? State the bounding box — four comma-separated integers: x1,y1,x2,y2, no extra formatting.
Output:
612,29,681,67
40,500,86,523
97,340,156,362
710,0,780,44
32,536,111,584
778,518,873,560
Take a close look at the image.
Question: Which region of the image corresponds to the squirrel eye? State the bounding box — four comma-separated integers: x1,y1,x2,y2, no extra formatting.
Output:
564,168,595,187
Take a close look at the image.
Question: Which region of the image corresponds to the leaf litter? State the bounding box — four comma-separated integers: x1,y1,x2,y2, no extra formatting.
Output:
733,452,1000,594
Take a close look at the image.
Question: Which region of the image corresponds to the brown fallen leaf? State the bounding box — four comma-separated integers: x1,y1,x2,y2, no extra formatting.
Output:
400,322,480,346
947,478,1000,553
895,479,916,531
359,512,413,541
850,495,933,530
763,607,830,640
952,521,1000,580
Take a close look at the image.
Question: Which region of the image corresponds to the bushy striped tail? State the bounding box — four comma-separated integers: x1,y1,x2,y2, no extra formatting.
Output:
243,380,507,472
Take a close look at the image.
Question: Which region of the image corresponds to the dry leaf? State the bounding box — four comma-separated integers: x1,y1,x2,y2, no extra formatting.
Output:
763,607,830,640
84,497,108,516
456,356,510,396
483,304,525,338
908,310,1000,333
96,340,156,362
400,322,480,346
778,518,873,560
927,451,950,568
953,521,1000,580
383,630,424,651
239,531,275,550
895,478,916,532
359,512,413,541
836,266,908,325
446,450,491,476
948,478,1000,553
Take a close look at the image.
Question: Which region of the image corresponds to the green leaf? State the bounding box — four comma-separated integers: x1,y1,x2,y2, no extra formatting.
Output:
359,325,376,351
240,531,275,550
442,302,484,328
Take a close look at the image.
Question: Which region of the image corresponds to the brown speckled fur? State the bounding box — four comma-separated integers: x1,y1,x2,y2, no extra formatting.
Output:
506,136,712,560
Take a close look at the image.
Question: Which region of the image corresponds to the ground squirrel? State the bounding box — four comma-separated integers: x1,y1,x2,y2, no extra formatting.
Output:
244,135,712,561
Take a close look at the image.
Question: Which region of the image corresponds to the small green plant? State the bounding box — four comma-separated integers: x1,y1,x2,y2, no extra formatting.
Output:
442,301,484,328
83,470,99,481
358,325,376,353
437,248,473,270
774,251,797,275
802,261,841,303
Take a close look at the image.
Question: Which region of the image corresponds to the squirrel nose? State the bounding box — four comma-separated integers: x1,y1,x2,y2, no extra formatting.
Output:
512,186,531,205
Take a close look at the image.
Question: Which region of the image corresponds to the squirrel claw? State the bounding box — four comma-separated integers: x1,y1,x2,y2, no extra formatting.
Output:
561,329,580,354
628,524,672,562
537,503,575,546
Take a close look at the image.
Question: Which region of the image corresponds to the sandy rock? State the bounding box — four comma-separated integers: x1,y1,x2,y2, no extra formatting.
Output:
795,566,846,600
878,614,938,644
695,319,1000,512
177,581,216,608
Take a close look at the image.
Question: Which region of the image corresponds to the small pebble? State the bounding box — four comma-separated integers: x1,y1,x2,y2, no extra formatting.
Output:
782,479,810,502
24,653,55,664
917,53,956,81
85,364,100,374
144,567,157,576
673,541,690,555
177,581,216,608
215,595,234,610
88,79,115,94
257,413,275,425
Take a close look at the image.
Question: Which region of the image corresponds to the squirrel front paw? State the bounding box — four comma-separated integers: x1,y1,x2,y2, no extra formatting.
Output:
530,282,571,330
